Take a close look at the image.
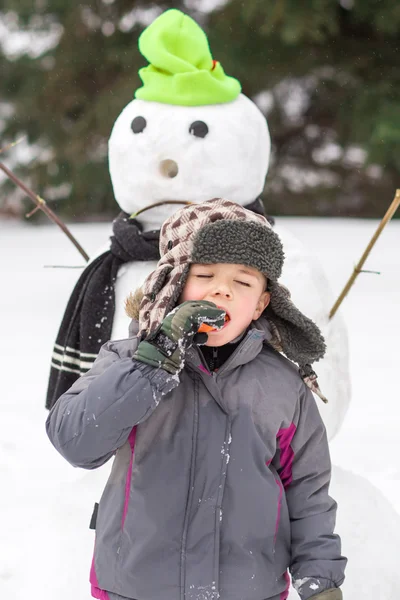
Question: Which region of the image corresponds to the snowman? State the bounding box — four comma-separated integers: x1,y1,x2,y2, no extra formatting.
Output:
110,11,350,442
46,9,400,599
47,8,349,439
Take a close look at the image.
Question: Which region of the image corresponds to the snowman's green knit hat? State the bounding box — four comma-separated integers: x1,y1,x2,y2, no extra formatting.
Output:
135,9,241,106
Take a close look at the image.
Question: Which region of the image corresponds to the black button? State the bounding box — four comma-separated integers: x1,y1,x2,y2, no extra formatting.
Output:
167,240,173,250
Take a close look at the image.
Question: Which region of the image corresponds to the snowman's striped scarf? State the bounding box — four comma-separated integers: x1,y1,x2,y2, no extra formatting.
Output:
45,213,159,410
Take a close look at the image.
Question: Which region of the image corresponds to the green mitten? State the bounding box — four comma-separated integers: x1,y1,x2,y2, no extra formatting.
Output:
134,301,226,374
311,589,342,600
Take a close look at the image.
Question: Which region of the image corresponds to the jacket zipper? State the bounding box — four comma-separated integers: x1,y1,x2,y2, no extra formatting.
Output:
209,347,218,372
211,334,252,380
195,332,253,380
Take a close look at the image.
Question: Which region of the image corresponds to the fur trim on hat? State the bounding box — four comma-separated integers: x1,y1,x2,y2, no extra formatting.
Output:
125,288,143,321
191,220,284,281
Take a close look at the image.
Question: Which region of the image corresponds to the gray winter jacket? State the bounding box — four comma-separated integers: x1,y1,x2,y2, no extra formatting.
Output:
46,319,346,600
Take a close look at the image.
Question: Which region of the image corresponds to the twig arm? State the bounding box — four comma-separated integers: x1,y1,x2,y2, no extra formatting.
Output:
329,189,400,319
0,161,89,262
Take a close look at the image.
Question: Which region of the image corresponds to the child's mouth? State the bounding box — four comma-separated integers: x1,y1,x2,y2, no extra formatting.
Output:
223,314,230,328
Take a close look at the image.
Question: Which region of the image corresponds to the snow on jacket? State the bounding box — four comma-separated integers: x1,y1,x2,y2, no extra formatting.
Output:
46,318,346,600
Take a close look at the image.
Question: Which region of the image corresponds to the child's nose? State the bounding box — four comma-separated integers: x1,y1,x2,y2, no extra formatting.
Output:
211,282,232,299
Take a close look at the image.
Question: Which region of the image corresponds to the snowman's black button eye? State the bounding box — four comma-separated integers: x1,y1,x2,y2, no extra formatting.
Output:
189,121,209,138
131,116,147,134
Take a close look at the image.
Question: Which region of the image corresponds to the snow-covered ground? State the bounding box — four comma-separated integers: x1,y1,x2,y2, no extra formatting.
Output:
1,217,399,599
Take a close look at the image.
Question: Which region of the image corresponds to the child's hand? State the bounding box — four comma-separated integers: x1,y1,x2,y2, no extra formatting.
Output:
133,301,226,375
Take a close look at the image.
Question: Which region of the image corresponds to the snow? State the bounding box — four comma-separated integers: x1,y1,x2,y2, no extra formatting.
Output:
0,13,63,60
183,0,230,13
1,216,400,599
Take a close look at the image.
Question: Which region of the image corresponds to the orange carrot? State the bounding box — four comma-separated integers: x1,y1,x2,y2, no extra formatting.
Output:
198,322,216,333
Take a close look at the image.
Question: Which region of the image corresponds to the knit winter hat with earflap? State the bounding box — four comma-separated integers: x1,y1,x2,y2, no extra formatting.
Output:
135,9,241,106
138,198,327,400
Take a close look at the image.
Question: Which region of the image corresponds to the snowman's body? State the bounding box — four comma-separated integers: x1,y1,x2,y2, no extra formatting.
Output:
274,225,350,441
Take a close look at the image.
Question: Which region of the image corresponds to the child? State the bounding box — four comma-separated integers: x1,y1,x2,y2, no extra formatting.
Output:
46,198,346,600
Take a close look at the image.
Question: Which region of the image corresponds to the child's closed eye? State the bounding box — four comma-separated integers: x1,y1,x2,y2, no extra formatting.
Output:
195,274,251,287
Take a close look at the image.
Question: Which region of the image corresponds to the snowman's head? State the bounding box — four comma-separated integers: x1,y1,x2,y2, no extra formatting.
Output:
108,9,271,230
109,95,270,225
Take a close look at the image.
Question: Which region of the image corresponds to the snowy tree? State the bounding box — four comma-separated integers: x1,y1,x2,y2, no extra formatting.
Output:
0,0,399,218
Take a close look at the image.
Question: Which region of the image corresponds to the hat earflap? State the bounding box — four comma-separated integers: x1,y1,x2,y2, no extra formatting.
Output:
264,281,326,368
264,282,328,402
162,263,191,319
139,263,190,339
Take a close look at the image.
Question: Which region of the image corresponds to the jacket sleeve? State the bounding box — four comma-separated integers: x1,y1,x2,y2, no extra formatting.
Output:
46,340,179,470
278,383,347,599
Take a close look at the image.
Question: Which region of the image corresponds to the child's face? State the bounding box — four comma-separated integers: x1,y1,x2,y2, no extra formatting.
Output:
180,263,271,346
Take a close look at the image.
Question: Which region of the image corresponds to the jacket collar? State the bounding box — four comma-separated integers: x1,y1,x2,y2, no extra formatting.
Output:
186,318,272,377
